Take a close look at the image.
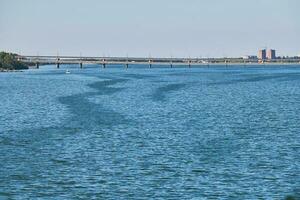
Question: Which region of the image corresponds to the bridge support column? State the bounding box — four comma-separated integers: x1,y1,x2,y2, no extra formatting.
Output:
36,62,39,69
57,63,60,68
102,59,106,68
188,61,191,68
125,63,129,68
80,63,83,68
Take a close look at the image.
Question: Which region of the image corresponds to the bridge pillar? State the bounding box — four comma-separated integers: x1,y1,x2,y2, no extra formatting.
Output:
102,60,106,68
80,63,83,68
188,61,191,68
170,63,173,68
36,62,39,69
149,60,152,68
125,63,129,68
56,57,60,69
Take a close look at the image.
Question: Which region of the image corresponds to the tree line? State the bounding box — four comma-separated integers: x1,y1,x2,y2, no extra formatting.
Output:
0,52,28,70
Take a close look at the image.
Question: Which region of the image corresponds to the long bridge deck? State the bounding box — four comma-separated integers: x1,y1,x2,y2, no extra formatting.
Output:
17,55,300,69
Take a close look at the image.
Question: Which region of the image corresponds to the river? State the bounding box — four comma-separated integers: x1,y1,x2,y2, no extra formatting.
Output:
0,65,299,199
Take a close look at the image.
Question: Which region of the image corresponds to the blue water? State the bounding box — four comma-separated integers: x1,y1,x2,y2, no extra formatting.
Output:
0,65,299,199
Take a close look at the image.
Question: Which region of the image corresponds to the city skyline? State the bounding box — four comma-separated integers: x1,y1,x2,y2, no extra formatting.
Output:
0,0,300,57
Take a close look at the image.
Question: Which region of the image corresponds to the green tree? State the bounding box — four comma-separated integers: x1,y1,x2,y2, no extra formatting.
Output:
0,52,28,70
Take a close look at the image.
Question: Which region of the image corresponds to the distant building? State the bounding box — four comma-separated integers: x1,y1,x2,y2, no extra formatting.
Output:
242,55,257,60
267,49,276,59
258,49,266,60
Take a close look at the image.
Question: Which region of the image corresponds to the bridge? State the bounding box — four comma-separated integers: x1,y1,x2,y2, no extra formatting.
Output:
17,55,300,69
17,55,207,69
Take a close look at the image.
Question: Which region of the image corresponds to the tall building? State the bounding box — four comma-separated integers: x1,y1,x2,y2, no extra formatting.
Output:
258,49,266,60
267,49,276,60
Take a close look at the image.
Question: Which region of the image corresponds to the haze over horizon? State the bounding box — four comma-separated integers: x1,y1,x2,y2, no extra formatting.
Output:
0,0,299,58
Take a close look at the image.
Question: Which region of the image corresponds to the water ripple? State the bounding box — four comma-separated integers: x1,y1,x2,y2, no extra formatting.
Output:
0,66,299,199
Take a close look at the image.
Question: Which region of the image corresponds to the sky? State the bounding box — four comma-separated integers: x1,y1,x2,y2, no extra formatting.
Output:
0,0,299,58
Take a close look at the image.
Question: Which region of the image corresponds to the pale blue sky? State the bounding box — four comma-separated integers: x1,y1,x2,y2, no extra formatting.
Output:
0,0,299,57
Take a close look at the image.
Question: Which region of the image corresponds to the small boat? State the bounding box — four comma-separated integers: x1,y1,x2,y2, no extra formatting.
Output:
65,70,71,74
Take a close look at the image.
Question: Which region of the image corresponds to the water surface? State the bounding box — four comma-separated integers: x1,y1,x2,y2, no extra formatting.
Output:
0,65,299,199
